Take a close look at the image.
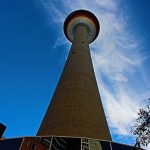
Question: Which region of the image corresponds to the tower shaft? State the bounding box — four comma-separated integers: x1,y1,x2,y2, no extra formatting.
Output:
37,25,111,140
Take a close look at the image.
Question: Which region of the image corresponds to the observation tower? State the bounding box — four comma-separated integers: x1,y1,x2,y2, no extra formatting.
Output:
37,10,111,140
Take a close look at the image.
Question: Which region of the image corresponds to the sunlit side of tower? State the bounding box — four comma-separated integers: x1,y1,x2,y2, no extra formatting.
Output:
37,10,111,140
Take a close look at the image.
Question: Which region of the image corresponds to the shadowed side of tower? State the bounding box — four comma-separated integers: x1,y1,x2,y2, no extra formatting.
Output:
37,10,111,140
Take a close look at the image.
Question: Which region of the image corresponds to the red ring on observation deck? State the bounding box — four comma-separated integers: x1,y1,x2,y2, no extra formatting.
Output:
64,10,100,43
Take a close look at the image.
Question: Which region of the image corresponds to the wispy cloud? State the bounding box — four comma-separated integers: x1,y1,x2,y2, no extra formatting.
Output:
38,0,149,147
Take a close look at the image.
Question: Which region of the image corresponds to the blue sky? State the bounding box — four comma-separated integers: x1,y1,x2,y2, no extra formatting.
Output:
0,0,150,148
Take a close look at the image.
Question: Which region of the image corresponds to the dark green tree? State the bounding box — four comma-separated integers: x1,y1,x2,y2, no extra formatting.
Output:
131,98,150,148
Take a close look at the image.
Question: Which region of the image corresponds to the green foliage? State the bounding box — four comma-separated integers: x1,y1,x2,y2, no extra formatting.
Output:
131,98,150,147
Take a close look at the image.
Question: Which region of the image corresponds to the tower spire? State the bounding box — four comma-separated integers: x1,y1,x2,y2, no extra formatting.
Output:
37,10,111,140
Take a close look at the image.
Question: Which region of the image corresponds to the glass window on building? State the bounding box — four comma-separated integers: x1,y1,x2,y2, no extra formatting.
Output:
111,142,136,150
100,141,111,150
30,142,36,150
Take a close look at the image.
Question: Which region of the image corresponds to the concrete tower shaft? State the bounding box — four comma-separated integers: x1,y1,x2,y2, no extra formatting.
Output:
37,10,111,140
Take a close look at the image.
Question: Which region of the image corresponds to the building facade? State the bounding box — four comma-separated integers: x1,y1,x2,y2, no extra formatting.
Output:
0,136,138,150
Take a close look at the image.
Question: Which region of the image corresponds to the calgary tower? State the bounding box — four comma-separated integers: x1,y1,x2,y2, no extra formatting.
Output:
37,10,111,140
